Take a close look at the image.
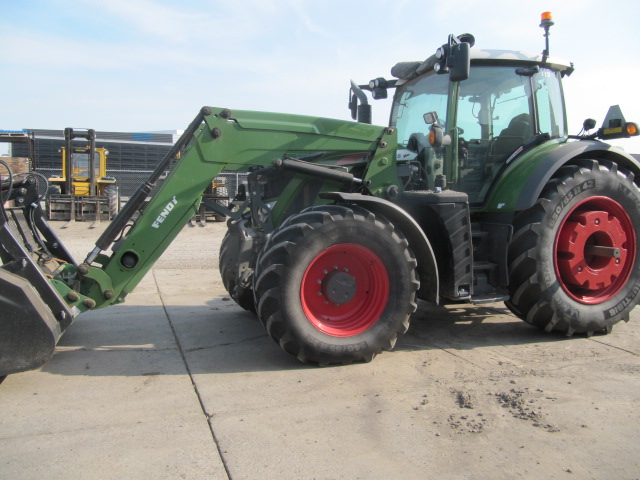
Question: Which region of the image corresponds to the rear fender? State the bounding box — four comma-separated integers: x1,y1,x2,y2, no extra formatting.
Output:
517,140,640,210
486,140,640,212
320,192,439,303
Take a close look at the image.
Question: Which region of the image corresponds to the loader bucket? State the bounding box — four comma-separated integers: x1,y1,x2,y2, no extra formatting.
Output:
0,268,63,375
1,174,80,376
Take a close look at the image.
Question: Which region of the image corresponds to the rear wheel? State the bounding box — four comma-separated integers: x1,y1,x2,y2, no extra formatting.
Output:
253,204,419,365
507,159,640,335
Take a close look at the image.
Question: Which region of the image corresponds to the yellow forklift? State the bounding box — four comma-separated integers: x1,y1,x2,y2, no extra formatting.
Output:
47,128,119,222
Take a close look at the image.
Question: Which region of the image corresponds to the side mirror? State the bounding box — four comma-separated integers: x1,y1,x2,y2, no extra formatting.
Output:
348,81,372,124
448,42,470,82
423,111,439,125
348,92,358,120
434,34,472,82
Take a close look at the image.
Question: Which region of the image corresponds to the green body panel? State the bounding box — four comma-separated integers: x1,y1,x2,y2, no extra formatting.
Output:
74,108,390,308
268,176,342,227
479,138,568,213
362,128,399,197
227,110,384,141
445,82,461,185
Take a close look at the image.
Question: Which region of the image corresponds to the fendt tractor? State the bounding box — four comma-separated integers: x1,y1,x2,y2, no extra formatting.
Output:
1,13,640,379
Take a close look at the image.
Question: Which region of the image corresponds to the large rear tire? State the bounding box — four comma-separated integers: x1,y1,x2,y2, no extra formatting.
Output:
506,159,640,335
253,204,419,365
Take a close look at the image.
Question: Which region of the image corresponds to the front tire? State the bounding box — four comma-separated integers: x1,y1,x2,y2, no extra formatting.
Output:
507,159,640,335
253,204,419,365
219,219,256,312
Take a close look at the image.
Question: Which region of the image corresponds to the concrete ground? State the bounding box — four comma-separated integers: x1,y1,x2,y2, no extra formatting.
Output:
2,221,640,479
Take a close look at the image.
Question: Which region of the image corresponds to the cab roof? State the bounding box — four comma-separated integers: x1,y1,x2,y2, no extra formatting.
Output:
391,49,573,81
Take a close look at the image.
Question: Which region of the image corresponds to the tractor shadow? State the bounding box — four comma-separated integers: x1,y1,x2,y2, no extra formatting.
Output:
43,296,574,377
396,300,569,353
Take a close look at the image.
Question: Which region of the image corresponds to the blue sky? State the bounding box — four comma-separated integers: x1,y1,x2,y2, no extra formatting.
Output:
2,0,639,153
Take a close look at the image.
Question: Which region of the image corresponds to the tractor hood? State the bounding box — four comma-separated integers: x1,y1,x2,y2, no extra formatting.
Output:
209,109,384,142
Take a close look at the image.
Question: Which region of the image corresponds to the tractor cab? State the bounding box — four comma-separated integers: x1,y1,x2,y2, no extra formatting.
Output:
390,51,571,204
347,12,638,208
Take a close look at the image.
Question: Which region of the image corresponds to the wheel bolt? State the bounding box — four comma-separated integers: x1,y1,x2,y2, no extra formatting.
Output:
595,219,600,225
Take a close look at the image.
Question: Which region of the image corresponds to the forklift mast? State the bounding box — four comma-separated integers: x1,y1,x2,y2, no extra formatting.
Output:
65,128,97,196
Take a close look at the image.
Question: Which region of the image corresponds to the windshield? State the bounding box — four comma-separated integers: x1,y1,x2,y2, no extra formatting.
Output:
391,72,450,147
71,152,100,178
390,72,450,191
390,64,566,203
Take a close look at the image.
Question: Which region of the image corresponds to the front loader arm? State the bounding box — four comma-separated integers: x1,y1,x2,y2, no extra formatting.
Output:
1,107,395,375
71,107,391,309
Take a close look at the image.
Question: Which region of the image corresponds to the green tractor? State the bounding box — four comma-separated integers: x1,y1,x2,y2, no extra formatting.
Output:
1,13,639,376
226,12,640,363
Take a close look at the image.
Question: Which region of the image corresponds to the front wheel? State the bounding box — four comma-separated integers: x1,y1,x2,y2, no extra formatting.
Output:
253,204,419,365
219,219,256,312
507,159,640,335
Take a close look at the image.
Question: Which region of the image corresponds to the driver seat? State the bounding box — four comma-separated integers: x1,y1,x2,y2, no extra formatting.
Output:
491,113,532,159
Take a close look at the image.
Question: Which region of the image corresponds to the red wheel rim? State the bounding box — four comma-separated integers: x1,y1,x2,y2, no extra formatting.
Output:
301,243,389,337
554,196,636,304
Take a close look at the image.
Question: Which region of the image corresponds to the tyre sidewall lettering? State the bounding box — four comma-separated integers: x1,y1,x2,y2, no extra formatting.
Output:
549,179,595,227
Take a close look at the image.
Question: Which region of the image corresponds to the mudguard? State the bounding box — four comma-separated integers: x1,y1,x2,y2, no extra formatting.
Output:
515,140,640,211
320,192,439,303
485,139,640,213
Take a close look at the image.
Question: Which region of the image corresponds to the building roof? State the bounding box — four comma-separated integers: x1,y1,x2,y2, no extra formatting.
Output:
24,129,182,145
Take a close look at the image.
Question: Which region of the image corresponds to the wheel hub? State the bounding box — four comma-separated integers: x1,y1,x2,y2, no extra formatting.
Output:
557,210,627,289
321,270,357,305
301,243,389,337
555,197,635,303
